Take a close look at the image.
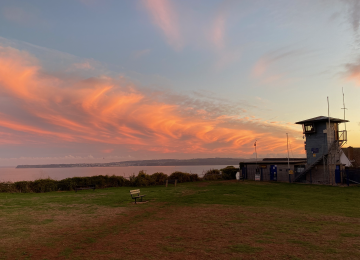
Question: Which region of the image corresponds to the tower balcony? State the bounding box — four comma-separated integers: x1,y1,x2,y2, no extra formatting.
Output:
338,130,347,146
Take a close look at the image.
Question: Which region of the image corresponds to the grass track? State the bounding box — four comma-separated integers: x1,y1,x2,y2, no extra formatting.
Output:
1,180,360,259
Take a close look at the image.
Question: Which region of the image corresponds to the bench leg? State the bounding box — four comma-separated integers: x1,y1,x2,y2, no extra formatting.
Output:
135,198,137,204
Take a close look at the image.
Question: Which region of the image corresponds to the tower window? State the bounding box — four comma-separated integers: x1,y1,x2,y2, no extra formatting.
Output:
303,123,315,134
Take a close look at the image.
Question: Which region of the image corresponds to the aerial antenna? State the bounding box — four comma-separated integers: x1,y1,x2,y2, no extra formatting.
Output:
327,96,330,124
254,140,258,166
341,87,347,131
287,133,291,183
327,97,331,143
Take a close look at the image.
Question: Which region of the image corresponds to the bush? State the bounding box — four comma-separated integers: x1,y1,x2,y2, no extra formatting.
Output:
190,173,200,182
30,178,58,193
220,166,239,180
0,182,17,192
168,171,199,183
151,172,168,185
0,170,201,193
14,181,32,193
203,169,222,180
132,171,155,186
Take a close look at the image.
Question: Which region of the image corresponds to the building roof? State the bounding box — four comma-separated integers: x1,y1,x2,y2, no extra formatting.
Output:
242,158,307,165
262,158,305,162
295,116,349,124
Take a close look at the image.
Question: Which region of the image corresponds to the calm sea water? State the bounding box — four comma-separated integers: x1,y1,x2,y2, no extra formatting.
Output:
0,165,238,182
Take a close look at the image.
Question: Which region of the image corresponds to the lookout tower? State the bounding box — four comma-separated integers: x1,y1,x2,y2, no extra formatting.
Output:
294,116,348,184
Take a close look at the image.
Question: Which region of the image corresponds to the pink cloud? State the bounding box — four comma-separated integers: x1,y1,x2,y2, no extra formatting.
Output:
345,58,360,86
72,62,95,70
0,45,304,157
212,14,226,49
133,49,151,59
143,0,182,50
252,58,268,77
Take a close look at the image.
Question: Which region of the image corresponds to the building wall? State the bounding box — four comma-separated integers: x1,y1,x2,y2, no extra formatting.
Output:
244,164,297,182
306,164,345,184
243,162,343,184
305,122,328,165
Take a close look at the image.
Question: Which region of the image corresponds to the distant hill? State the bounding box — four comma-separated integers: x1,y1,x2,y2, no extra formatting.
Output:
16,158,252,168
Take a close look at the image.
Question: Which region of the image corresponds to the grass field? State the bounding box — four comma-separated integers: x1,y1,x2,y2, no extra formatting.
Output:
1,180,360,260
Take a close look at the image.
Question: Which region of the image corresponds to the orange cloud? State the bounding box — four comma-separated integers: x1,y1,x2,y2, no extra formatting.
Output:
0,45,304,157
143,0,182,50
251,49,307,85
101,149,114,153
345,59,360,86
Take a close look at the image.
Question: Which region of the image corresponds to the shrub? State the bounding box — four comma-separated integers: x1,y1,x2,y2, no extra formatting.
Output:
203,169,222,180
0,170,201,193
30,178,58,193
190,173,200,182
220,166,239,180
0,182,17,192
57,178,77,191
14,181,32,193
132,171,155,186
169,171,193,183
151,172,168,185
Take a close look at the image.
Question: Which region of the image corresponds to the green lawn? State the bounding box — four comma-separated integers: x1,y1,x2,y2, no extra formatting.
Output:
1,181,360,259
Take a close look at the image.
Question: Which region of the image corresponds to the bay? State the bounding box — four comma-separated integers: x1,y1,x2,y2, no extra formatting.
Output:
0,165,239,182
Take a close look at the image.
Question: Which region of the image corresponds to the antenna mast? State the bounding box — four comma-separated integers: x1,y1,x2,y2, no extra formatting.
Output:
254,140,257,166
287,133,291,183
327,97,330,126
342,87,347,131
327,96,331,185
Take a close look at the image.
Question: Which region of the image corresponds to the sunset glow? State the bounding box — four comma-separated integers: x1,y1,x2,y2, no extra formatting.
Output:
0,1,359,165
0,46,303,160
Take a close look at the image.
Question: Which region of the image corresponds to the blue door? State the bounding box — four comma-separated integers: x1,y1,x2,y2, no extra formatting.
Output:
335,165,341,183
270,165,277,181
241,167,247,179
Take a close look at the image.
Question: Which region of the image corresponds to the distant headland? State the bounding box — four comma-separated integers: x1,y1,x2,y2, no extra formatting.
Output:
16,158,250,168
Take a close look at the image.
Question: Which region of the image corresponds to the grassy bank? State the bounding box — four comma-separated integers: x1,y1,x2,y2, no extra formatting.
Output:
1,180,360,259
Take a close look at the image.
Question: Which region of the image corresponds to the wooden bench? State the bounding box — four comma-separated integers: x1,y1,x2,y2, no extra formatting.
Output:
165,179,178,187
75,185,96,192
130,189,146,204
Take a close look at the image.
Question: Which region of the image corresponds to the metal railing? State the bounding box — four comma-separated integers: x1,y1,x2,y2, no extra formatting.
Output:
338,130,347,146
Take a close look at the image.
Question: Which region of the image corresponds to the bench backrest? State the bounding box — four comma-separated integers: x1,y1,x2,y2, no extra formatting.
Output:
130,189,140,197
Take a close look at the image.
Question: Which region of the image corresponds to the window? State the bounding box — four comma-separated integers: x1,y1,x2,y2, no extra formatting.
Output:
303,123,315,134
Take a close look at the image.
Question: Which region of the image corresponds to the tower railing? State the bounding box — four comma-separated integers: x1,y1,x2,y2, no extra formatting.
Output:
338,130,347,146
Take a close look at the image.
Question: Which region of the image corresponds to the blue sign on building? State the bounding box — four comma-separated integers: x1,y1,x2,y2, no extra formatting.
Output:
311,148,319,154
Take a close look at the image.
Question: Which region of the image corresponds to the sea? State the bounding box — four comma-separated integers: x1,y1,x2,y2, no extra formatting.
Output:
0,165,239,182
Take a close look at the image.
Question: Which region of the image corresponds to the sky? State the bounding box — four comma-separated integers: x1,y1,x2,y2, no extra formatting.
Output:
0,0,359,166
